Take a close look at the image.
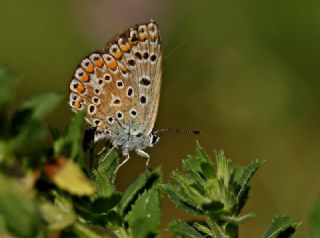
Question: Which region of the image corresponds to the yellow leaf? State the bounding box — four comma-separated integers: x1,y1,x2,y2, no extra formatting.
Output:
49,158,96,196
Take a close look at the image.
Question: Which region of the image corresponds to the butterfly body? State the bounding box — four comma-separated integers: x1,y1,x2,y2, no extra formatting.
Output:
69,20,162,169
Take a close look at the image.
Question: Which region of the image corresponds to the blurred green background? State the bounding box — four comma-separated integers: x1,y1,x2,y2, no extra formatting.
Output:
1,0,320,237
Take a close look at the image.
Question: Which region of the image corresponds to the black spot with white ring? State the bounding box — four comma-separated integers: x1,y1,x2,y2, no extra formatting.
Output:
143,52,149,60
116,111,123,119
150,54,157,62
127,87,134,97
104,74,112,82
128,59,135,66
107,116,114,124
93,119,101,126
88,105,96,114
92,97,100,104
135,52,142,60
130,108,137,118
140,77,151,87
113,98,121,105
140,96,147,104
116,80,124,89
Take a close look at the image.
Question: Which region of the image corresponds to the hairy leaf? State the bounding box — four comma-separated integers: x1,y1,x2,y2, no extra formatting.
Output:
119,168,161,215
263,215,300,238
125,186,160,238
169,220,204,238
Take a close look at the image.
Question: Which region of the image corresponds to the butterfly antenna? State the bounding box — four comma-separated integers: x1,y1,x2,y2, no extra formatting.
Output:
154,128,201,136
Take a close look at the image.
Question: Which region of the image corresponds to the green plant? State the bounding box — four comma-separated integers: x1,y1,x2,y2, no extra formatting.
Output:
0,68,300,237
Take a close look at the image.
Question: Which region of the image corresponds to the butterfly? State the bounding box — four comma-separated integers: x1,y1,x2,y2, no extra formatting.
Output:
69,20,163,171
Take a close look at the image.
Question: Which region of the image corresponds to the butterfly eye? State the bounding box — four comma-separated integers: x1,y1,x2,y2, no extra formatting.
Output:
150,133,159,145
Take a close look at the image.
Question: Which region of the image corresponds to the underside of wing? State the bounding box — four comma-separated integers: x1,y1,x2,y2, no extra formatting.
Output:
68,20,162,139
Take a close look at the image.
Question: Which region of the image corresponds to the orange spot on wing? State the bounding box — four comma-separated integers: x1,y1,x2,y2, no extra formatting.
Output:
150,35,157,41
120,43,131,52
74,101,81,109
108,61,117,70
81,73,89,82
76,83,85,94
95,59,104,68
85,65,94,73
139,34,147,41
113,51,122,59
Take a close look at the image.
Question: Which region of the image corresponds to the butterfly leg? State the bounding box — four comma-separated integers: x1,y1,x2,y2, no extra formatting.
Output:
135,149,150,168
114,149,130,174
99,145,116,164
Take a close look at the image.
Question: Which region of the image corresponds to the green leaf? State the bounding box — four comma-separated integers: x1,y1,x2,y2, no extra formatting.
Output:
125,186,161,238
0,68,19,107
162,184,204,215
225,222,238,238
18,92,62,121
195,141,210,162
119,168,161,215
54,111,84,160
91,193,121,213
72,222,101,238
50,159,96,196
0,175,46,238
93,148,119,197
0,68,20,135
9,93,61,156
216,151,231,188
310,198,320,238
0,214,13,237
237,159,264,199
169,220,204,238
263,215,300,238
39,194,76,232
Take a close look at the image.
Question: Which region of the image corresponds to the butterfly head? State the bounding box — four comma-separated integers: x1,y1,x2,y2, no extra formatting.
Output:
149,132,160,147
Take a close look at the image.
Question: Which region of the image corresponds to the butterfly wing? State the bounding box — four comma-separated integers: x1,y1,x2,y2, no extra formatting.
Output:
69,20,162,140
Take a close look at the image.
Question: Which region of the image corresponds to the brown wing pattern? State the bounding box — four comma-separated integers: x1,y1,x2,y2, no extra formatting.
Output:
69,20,162,138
